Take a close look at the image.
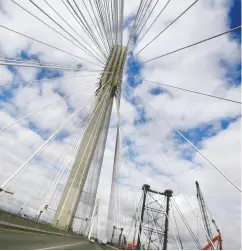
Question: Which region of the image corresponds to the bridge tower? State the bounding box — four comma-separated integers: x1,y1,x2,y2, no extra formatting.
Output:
52,46,127,230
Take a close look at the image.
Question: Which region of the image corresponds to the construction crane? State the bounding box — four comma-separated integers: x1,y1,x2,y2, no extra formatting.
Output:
195,181,222,250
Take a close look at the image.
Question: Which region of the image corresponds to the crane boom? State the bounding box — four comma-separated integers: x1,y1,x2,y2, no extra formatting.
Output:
195,181,213,244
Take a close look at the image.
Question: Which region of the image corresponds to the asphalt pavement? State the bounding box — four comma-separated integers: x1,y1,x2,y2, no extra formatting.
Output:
0,228,106,250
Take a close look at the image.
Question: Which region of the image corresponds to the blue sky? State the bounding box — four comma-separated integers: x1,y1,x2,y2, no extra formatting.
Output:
121,0,241,168
228,0,241,84
0,1,241,248
176,0,241,148
123,0,241,151
0,0,241,165
229,0,241,40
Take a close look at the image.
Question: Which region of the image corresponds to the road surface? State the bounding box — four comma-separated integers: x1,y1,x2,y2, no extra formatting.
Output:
0,228,106,250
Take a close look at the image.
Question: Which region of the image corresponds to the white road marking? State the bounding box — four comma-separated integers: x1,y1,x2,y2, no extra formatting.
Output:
36,241,87,250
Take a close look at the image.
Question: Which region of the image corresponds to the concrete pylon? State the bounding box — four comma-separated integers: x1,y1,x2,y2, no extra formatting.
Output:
52,46,127,230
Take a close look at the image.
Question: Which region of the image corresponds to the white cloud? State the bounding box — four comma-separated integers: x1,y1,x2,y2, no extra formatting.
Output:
0,0,240,249
0,66,13,85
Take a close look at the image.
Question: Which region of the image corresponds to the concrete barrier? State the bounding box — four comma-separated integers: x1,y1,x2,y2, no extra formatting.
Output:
0,209,69,235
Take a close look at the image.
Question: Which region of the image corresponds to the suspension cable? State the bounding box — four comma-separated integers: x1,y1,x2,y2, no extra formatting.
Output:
127,0,154,52
120,103,201,249
132,0,155,40
172,199,202,249
93,0,112,51
60,0,107,62
123,87,216,248
42,0,106,63
73,0,109,55
0,82,99,132
0,24,103,67
38,101,98,214
66,0,108,59
56,81,112,221
128,0,159,54
0,55,76,67
0,80,98,113
0,71,110,88
130,0,172,53
81,0,111,55
129,25,242,68
171,202,184,249
29,0,105,65
10,0,104,65
134,0,200,56
127,74,241,104
0,60,82,71
66,86,111,225
126,0,146,50
0,82,107,190
126,84,241,192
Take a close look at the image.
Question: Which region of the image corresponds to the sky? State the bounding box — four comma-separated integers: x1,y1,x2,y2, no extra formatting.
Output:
0,0,241,249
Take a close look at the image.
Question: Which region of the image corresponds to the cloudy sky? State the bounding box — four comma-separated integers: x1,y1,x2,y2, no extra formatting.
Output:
0,0,241,249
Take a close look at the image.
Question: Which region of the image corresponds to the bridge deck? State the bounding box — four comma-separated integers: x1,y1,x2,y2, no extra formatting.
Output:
0,227,107,250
